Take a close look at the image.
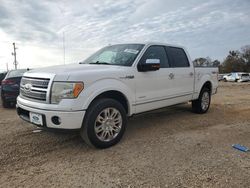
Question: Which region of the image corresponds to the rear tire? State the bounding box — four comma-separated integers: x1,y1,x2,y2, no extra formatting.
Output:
80,98,127,149
192,88,211,114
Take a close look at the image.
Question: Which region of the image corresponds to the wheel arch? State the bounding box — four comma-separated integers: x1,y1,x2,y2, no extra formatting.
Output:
78,78,134,116
200,81,212,95
89,90,130,115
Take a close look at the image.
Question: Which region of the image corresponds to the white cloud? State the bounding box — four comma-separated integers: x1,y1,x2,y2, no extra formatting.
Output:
0,0,250,71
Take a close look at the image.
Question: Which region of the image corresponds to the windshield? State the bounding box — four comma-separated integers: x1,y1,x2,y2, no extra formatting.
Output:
6,69,27,78
81,44,144,66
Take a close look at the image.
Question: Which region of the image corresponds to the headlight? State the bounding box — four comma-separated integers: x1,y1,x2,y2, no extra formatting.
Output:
51,82,84,104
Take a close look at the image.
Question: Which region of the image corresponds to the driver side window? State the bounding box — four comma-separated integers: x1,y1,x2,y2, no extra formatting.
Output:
140,46,169,68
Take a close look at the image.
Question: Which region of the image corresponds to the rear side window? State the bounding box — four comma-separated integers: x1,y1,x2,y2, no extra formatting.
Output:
140,46,169,68
166,47,190,67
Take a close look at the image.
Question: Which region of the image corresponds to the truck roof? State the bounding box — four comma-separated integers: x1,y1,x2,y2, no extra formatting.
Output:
113,42,186,49
144,42,185,49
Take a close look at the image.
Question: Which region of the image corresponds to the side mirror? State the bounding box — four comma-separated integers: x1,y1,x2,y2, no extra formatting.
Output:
138,59,160,72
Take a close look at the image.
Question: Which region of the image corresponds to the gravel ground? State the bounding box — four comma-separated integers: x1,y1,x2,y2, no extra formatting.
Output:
0,82,250,188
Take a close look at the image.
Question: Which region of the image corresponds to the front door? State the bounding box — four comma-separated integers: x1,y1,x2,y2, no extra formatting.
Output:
135,45,177,113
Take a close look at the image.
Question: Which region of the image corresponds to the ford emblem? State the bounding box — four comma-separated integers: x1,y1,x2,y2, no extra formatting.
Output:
24,83,32,92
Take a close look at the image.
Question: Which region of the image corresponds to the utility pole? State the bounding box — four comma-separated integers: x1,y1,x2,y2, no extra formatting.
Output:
63,32,65,65
12,42,18,70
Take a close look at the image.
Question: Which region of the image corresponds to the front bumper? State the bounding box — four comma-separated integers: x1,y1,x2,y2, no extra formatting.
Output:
16,101,85,130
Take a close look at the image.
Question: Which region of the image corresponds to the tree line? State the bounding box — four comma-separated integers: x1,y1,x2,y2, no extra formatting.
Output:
193,45,250,73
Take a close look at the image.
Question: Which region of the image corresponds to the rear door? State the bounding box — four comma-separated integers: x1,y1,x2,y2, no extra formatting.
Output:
165,46,194,100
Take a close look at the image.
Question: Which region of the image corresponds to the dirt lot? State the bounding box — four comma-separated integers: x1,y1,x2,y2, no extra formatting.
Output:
0,82,250,188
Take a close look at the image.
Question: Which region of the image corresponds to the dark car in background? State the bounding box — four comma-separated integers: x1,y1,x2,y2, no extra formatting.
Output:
0,71,7,85
1,69,28,108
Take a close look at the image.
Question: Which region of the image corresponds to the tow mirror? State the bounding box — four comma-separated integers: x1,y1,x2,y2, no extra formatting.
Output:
138,59,160,72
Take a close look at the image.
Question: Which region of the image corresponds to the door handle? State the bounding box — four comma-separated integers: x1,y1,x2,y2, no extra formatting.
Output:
169,73,174,79
189,72,194,77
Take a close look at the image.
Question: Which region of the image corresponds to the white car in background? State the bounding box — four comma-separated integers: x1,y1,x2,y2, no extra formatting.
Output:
223,72,250,82
218,74,226,81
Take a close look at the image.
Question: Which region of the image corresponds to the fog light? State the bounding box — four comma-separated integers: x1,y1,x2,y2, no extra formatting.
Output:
51,116,61,125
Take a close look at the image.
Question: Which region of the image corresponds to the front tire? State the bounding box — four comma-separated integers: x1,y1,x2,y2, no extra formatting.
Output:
192,88,211,114
80,98,127,149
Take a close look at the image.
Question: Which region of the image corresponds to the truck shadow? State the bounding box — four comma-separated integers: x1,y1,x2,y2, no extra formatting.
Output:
36,103,194,148
32,103,195,147
1,103,220,169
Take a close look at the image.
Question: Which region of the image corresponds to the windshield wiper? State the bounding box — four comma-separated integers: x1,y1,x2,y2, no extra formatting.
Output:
89,61,110,65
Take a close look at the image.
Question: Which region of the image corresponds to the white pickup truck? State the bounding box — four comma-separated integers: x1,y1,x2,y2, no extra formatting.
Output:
17,42,218,148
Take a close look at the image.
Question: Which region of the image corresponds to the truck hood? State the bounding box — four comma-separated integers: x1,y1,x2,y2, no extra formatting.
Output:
28,63,123,74
25,63,125,81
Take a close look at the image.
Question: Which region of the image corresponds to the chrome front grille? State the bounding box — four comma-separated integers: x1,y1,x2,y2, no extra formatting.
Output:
20,77,50,102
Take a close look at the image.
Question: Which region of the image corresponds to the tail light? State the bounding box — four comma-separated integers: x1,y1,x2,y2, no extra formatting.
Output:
1,79,15,85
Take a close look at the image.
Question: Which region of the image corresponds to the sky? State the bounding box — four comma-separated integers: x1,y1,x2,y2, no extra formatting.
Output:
0,0,250,71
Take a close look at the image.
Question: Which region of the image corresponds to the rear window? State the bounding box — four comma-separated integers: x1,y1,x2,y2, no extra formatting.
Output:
6,69,26,78
166,47,189,67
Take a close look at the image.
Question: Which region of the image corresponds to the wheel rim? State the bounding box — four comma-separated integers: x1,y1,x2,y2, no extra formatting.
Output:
201,91,210,111
94,107,122,142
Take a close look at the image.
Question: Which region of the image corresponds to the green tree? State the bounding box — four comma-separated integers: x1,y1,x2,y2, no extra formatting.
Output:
193,45,250,73
212,60,220,67
221,50,245,73
241,45,250,72
193,57,220,67
193,57,207,67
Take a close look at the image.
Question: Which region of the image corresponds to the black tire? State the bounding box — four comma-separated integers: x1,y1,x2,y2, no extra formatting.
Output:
192,88,211,114
223,78,227,82
80,98,127,149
